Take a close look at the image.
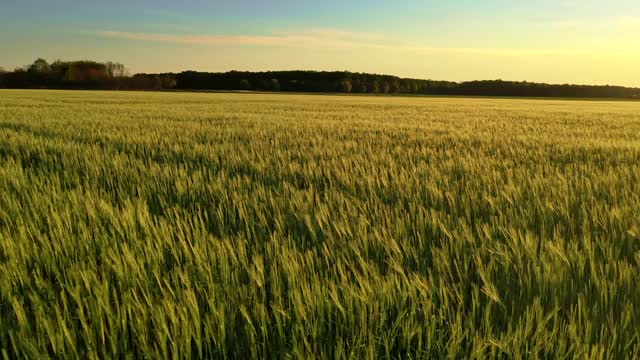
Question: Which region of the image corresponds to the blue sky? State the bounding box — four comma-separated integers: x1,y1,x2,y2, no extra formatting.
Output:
1,0,639,85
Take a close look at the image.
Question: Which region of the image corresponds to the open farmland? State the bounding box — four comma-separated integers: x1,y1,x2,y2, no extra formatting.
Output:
1,90,640,358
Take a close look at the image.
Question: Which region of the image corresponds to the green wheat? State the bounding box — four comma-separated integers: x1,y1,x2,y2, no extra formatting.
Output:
0,90,639,359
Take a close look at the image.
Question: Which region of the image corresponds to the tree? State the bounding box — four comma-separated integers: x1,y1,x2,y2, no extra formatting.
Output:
390,79,400,93
62,61,109,82
408,80,419,93
161,75,177,89
371,80,380,93
339,80,353,93
239,79,251,90
380,81,390,94
270,78,280,91
28,58,50,73
354,80,368,93
105,62,128,78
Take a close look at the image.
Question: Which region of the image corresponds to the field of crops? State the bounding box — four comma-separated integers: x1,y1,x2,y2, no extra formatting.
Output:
0,90,639,358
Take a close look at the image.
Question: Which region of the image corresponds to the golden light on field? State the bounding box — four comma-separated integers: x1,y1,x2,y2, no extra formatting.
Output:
1,89,640,357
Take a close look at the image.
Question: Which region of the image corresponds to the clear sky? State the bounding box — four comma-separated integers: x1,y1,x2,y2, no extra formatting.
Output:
1,0,639,86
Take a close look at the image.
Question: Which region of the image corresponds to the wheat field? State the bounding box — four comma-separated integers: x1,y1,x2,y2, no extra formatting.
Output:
1,90,640,359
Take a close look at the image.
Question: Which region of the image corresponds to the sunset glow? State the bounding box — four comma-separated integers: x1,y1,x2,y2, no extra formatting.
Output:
2,0,639,85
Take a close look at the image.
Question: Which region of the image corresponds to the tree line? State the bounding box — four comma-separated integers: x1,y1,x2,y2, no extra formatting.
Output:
2,58,639,99
0,59,175,90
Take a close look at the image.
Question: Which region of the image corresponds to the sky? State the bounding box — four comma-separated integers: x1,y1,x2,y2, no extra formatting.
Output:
1,0,639,86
